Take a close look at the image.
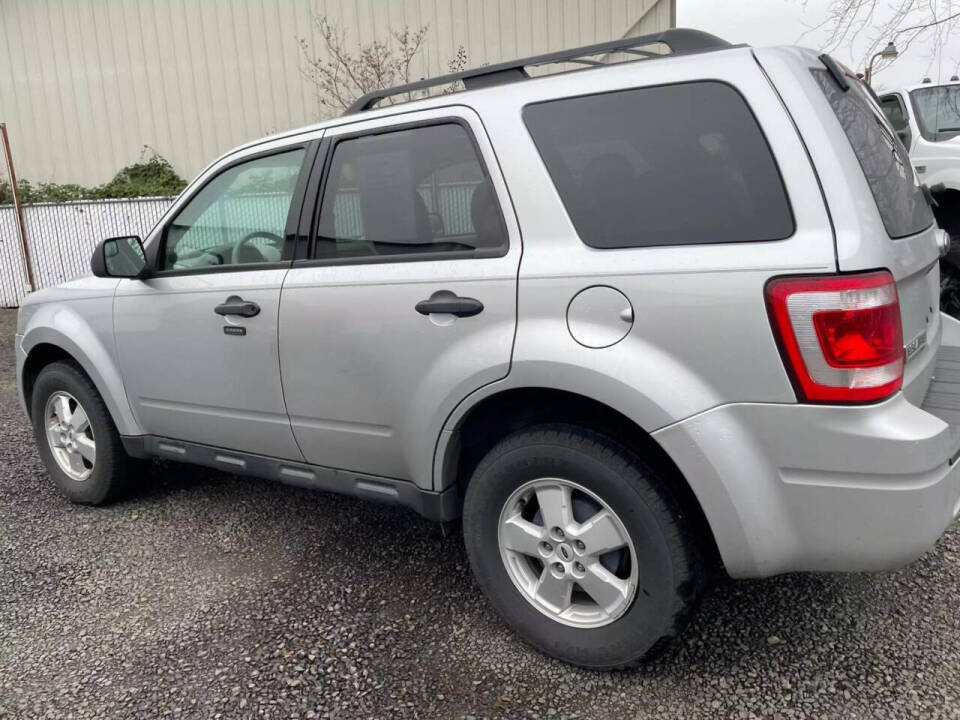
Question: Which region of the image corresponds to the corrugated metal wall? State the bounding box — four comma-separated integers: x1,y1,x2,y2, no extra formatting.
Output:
0,0,673,186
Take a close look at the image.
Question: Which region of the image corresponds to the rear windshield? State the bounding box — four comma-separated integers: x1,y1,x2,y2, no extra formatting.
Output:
522,81,794,249
812,69,932,239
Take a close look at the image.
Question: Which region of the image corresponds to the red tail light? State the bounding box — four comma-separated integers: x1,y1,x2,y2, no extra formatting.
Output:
765,271,904,404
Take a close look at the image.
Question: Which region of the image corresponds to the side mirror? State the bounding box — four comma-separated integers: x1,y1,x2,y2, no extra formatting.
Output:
91,236,148,279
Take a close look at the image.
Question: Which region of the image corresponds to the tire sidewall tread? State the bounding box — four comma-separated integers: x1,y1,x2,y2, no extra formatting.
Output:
30,360,130,505
462,423,702,670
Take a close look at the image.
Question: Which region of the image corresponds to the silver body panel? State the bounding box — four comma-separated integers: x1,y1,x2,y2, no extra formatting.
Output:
113,269,303,460
654,314,960,577
15,43,960,578
475,48,835,430
279,107,522,483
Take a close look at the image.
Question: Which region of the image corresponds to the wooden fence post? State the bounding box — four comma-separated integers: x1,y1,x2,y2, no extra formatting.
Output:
1,122,35,291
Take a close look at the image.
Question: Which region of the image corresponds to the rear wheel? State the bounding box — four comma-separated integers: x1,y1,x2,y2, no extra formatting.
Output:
31,361,133,505
462,424,703,669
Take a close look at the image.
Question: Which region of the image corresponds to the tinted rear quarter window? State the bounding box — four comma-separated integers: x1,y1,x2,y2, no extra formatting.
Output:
522,81,794,249
812,70,932,239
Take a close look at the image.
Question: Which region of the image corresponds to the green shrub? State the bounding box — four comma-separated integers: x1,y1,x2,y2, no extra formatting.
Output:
0,148,186,204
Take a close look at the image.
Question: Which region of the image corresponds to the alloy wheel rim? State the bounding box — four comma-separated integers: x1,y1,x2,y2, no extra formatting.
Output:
497,477,638,629
44,391,96,482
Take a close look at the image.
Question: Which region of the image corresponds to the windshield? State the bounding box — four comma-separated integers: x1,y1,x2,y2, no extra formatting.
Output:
910,85,960,141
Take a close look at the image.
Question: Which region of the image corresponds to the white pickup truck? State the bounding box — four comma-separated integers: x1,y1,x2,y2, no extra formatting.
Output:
878,79,960,312
878,79,960,236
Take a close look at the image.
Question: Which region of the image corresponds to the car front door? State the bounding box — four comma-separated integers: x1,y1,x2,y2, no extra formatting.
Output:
114,140,317,460
279,107,521,485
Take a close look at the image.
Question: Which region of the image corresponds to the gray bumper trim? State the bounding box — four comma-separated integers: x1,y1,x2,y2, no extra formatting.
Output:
922,345,960,424
921,344,960,454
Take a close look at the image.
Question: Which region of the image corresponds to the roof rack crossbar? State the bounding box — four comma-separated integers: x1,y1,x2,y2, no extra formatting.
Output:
344,28,731,115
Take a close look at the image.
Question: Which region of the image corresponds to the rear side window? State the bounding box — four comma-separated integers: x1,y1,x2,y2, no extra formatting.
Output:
812,70,932,239
314,123,507,261
522,81,794,249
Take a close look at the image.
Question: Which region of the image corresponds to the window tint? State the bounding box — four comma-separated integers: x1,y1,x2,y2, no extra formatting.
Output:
162,149,305,271
812,71,932,239
315,123,507,260
522,82,794,249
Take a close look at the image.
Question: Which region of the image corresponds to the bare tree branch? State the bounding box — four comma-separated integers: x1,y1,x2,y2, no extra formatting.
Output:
799,0,959,79
297,15,465,118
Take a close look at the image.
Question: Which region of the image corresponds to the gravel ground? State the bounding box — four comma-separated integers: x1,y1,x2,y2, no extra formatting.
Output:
0,308,958,719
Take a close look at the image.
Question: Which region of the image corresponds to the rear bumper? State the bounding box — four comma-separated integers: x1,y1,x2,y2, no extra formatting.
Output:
654,313,960,578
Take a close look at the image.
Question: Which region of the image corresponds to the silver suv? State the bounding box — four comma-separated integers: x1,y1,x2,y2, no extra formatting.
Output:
15,30,960,669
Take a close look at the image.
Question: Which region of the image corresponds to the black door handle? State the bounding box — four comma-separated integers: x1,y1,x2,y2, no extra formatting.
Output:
415,292,484,318
214,295,260,318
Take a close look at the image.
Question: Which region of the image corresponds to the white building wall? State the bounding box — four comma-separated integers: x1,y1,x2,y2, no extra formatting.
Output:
0,0,674,186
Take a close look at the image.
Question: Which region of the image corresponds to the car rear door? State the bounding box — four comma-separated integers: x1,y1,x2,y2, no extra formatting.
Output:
278,106,521,485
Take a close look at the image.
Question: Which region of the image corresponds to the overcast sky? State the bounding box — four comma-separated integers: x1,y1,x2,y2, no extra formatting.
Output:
678,0,959,91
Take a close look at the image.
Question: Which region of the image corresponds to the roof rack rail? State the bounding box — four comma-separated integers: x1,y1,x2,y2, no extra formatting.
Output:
344,28,732,115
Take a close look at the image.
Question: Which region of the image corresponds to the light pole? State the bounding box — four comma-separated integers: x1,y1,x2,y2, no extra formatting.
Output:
865,41,899,87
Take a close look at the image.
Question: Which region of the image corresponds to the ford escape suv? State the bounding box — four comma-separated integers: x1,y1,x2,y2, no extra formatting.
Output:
15,29,960,669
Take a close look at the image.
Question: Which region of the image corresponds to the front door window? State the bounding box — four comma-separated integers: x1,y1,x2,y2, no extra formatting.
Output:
161,148,306,271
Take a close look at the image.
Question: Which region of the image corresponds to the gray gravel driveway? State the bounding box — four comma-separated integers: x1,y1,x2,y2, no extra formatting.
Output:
0,309,958,719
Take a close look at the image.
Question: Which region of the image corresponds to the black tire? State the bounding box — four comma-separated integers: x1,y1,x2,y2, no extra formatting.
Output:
462,424,703,669
940,256,960,318
933,190,960,242
937,192,960,318
31,361,133,505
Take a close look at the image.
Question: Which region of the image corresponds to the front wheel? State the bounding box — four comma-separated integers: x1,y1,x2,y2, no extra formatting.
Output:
31,361,133,505
462,424,704,669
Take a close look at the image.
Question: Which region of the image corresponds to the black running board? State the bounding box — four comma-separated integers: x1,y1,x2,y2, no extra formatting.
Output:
120,435,459,522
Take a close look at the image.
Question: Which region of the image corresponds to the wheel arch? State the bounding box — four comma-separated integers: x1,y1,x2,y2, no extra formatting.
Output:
437,386,721,567
21,343,76,418
20,322,141,437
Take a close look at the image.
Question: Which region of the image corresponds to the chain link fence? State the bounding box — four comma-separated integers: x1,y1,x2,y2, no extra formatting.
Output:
0,196,174,307
0,180,485,307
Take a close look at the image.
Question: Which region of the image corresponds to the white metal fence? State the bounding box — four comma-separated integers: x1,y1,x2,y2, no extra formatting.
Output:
332,182,480,239
0,196,174,307
0,181,484,307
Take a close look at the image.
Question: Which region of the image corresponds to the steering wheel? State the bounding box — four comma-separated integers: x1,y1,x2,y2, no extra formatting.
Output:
231,231,284,265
